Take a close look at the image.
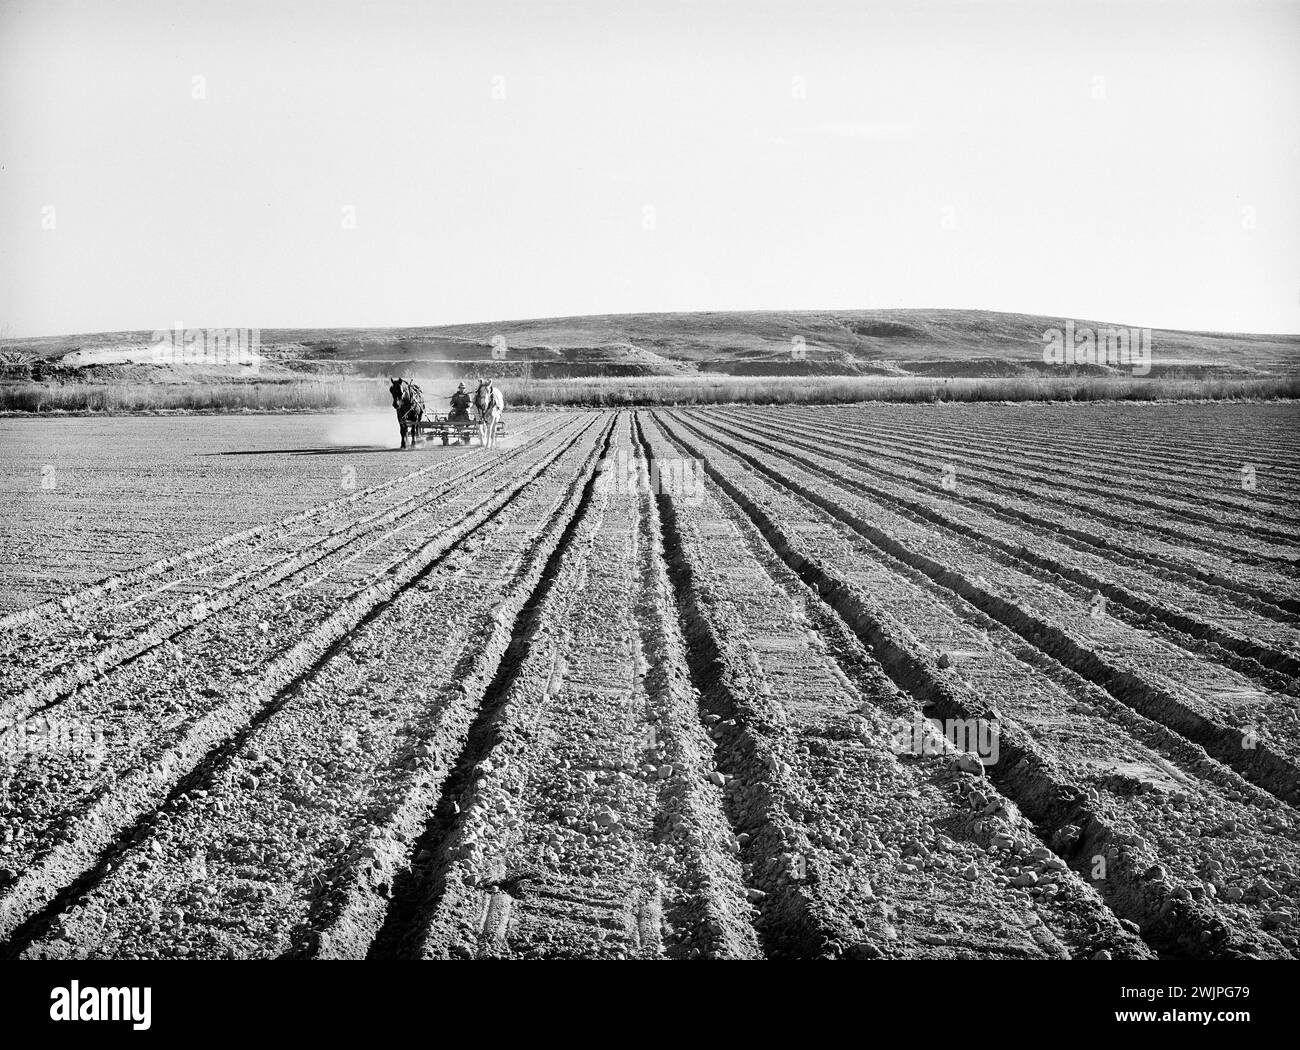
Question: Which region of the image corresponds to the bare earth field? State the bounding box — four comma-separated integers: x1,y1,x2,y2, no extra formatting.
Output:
0,402,1297,960
0,413,488,612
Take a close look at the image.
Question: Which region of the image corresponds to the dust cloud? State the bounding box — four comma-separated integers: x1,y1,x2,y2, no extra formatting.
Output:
324,411,397,450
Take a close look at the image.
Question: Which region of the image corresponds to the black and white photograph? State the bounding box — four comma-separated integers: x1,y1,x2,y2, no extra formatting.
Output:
0,0,1297,1032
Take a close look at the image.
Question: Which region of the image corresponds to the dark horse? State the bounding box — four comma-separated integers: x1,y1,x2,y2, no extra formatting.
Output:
388,377,425,449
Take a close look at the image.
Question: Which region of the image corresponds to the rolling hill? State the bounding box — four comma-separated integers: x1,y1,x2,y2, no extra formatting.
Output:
2,309,1297,385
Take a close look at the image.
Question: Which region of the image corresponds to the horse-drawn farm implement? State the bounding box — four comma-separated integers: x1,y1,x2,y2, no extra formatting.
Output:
416,413,507,446
389,377,507,449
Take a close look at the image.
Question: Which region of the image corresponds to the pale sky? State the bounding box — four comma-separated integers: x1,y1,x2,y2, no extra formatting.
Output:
1,0,1297,338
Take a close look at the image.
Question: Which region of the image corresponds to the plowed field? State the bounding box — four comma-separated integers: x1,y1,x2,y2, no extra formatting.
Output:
1,403,1297,959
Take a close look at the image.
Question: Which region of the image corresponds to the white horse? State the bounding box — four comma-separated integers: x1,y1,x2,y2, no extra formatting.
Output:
474,380,505,449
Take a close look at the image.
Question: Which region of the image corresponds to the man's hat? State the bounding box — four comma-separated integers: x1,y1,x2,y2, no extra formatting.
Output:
457,383,465,390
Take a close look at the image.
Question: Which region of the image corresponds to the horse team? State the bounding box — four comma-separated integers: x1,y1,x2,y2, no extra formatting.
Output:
388,377,505,450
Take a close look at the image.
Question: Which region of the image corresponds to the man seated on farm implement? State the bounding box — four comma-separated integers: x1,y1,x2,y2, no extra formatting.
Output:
448,382,472,422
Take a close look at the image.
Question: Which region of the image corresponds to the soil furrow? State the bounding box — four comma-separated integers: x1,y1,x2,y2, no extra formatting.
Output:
703,410,1300,679
638,412,1158,959
653,410,1298,958
10,416,610,959
0,415,600,946
725,407,1300,615
668,412,1300,805
808,406,1300,562
0,417,562,718
814,407,1299,535
409,415,762,959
